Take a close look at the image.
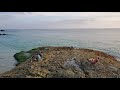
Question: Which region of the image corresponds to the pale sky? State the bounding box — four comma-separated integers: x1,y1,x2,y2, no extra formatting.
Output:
1,12,120,29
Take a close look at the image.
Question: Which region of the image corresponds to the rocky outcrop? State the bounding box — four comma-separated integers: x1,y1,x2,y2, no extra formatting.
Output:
0,30,5,31
0,46,120,78
0,34,7,35
0,30,7,35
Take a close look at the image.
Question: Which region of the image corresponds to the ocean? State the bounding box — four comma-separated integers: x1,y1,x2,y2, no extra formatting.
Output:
0,28,120,74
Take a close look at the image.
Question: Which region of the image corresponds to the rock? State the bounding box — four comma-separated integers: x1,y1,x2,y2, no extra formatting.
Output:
63,58,83,72
0,30,5,31
3,34,7,35
108,66,118,72
0,34,7,35
24,52,31,58
0,47,120,78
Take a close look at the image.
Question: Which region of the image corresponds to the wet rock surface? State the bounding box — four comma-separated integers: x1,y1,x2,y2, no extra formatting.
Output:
0,46,120,78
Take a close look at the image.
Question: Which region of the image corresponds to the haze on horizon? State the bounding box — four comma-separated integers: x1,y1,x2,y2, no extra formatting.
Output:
1,12,120,29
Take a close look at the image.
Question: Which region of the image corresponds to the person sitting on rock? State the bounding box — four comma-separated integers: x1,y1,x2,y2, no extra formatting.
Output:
88,57,100,64
31,51,43,62
39,51,43,58
37,53,42,61
31,53,37,62
36,51,43,61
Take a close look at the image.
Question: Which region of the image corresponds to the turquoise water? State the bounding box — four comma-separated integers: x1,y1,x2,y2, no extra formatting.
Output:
0,29,120,73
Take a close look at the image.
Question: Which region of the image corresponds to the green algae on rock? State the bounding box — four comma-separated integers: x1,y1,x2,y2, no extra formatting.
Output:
14,51,31,65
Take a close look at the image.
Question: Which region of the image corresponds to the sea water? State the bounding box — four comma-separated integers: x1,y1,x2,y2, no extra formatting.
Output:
0,28,120,74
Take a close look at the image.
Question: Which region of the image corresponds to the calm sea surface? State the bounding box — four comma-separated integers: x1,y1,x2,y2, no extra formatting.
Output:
0,29,120,73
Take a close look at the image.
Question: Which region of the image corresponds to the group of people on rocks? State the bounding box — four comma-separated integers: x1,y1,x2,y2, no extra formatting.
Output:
31,51,43,62
30,50,100,65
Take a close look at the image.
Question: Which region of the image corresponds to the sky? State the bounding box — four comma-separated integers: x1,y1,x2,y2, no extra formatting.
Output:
1,12,120,29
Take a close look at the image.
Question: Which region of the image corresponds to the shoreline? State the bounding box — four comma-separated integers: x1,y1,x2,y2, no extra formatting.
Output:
1,46,120,78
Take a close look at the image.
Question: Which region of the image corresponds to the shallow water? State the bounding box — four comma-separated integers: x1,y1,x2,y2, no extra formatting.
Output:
0,28,120,73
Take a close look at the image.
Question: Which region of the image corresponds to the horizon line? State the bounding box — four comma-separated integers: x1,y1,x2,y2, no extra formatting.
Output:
4,28,120,30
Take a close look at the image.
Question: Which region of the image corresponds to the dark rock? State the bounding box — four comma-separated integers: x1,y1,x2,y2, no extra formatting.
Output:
3,34,7,35
0,30,5,31
0,34,7,35
15,63,20,66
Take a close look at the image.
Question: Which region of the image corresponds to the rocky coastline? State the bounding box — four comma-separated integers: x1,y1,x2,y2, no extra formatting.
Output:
0,30,7,35
0,46,120,78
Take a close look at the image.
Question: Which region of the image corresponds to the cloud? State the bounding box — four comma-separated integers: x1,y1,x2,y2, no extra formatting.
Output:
1,12,120,29
0,12,25,15
24,12,120,18
0,15,14,20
